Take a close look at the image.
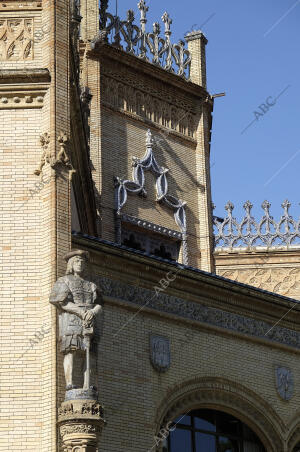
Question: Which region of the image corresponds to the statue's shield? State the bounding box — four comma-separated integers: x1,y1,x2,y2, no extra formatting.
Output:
150,335,170,373
275,366,294,400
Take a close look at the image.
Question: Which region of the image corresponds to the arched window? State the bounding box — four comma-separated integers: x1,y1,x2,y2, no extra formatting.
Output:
162,409,265,452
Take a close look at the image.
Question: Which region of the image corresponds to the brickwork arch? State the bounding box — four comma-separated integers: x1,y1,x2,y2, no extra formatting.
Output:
287,412,300,451
154,376,285,452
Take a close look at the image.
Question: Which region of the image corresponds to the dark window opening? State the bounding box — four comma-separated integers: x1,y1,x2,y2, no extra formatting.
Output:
121,224,180,261
122,233,146,252
162,409,266,452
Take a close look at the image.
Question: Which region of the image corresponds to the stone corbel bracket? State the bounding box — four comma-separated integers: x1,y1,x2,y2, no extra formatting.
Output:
34,132,76,181
34,132,51,176
52,132,76,181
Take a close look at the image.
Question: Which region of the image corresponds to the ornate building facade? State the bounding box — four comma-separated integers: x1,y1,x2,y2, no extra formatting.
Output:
1,0,300,451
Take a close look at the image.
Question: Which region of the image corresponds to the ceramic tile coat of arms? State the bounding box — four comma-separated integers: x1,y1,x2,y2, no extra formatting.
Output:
275,366,294,400
150,335,171,373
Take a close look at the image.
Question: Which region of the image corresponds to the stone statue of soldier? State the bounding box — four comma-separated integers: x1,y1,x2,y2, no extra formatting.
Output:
50,250,102,390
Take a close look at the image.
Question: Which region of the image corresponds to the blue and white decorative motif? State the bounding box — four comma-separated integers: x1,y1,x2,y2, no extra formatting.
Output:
115,129,187,234
275,366,294,400
150,335,171,373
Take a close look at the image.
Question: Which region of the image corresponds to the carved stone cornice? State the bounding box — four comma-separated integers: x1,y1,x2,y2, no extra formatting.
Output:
121,213,183,240
0,0,42,11
58,399,104,423
88,43,208,99
0,70,49,109
102,103,197,145
100,64,198,114
0,68,50,84
0,87,47,108
94,273,300,350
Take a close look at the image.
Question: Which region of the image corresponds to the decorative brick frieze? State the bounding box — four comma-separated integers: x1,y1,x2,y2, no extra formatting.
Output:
0,18,33,60
96,274,300,351
216,267,300,298
0,1,42,11
101,61,198,113
0,88,46,107
101,73,196,138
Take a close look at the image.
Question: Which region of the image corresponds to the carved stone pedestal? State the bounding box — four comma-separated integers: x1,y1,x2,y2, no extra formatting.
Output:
58,389,105,452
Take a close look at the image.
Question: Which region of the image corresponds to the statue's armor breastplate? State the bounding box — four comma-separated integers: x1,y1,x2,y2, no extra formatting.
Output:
65,276,95,307
57,275,97,352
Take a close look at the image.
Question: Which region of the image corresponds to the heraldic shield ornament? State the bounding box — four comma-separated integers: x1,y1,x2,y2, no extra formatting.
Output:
150,335,171,373
275,366,294,400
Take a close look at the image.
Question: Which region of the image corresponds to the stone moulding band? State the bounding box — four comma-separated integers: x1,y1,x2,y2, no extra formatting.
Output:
0,2,42,11
213,200,300,249
121,213,183,240
97,275,300,350
0,89,46,108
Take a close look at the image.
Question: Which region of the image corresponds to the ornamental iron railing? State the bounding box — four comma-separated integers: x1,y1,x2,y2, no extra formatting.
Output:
96,0,191,80
213,200,300,249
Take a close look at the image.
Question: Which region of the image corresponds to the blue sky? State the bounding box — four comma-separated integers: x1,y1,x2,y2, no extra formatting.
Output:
114,0,300,222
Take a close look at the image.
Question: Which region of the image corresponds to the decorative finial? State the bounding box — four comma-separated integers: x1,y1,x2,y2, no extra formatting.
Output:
96,3,191,79
225,201,234,213
153,22,160,35
99,0,109,29
127,9,135,23
138,0,148,30
243,200,253,213
146,129,153,147
281,199,291,217
261,200,271,214
162,11,172,36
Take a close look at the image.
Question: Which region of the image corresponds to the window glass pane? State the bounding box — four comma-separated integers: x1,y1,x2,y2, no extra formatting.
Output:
243,442,264,452
195,432,216,452
169,429,192,451
162,438,169,452
242,424,260,442
173,414,191,426
218,436,239,452
217,412,240,436
194,410,216,432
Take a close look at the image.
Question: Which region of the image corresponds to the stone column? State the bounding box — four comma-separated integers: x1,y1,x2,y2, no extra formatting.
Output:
58,389,105,451
185,31,208,89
